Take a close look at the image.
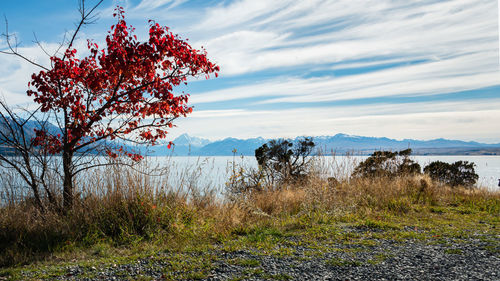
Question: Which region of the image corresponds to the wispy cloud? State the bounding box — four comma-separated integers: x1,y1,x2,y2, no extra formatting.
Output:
175,99,500,142
190,52,498,105
133,0,186,12
193,0,497,75
1,0,498,142
0,42,60,104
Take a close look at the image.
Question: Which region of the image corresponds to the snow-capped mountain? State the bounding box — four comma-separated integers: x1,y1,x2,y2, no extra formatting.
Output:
148,133,500,156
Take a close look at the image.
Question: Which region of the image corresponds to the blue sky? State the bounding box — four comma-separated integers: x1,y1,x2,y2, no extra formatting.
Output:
1,0,499,143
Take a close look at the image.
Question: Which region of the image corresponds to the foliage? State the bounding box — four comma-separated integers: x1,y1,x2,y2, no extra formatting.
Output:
423,161,478,188
28,7,218,157
255,137,315,184
226,138,315,195
1,3,219,210
352,149,421,178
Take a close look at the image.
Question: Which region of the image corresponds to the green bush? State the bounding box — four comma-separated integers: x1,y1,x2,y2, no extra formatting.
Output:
226,137,316,194
352,149,421,178
255,137,315,185
423,161,478,188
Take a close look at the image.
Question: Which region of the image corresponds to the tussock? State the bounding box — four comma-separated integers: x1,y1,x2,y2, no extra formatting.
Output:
0,155,498,267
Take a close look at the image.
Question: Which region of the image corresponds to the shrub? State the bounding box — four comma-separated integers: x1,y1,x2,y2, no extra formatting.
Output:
226,138,315,195
423,161,478,188
255,137,315,185
352,149,421,178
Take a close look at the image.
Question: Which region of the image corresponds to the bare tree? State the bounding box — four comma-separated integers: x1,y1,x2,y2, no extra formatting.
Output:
0,0,104,211
0,100,58,211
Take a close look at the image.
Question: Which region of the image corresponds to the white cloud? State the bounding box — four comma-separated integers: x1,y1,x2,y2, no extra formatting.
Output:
197,0,498,76
0,42,60,104
2,0,499,142
0,36,96,106
195,0,293,32
133,0,186,12
172,99,500,143
190,52,499,105
190,109,272,118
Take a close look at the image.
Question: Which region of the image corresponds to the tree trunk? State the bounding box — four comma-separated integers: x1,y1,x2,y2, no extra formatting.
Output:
30,180,45,212
62,149,74,211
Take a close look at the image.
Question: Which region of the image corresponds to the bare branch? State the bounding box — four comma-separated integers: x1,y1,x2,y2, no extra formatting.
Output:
32,32,52,58
63,0,104,60
1,16,50,70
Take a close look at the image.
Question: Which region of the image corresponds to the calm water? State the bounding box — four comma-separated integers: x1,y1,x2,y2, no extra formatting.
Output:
413,156,500,189
2,155,499,202
152,155,500,191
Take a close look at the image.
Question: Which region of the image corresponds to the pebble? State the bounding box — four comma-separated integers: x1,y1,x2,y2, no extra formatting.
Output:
17,232,500,280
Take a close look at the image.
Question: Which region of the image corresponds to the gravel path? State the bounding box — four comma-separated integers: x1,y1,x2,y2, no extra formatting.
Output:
208,238,499,281
20,232,499,281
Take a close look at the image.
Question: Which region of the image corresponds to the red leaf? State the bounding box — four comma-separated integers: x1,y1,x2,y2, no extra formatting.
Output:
25,5,219,162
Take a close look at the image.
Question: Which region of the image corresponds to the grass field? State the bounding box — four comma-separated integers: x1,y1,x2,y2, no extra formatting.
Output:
0,157,498,280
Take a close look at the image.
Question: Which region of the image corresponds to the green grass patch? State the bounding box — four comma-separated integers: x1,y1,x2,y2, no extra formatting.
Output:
356,219,401,231
229,258,261,267
444,248,464,255
261,273,293,280
367,253,393,265
327,257,363,267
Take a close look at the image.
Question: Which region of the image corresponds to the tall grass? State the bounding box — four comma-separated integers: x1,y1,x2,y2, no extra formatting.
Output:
0,155,498,267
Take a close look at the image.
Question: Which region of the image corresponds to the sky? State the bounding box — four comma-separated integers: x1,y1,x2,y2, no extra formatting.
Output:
0,0,499,143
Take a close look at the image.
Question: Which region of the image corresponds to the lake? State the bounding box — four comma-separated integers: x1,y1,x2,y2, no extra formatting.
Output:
152,155,500,191
1,155,499,203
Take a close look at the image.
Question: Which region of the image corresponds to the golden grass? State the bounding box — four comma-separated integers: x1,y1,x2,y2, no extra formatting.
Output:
0,156,498,267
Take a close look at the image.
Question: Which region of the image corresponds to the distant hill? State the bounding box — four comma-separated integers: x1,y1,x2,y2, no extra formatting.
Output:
311,134,497,155
149,134,212,156
0,118,61,155
1,117,499,156
149,133,500,156
196,137,268,156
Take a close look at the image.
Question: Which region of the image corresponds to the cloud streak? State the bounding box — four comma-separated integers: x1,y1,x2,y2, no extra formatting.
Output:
1,0,498,143
194,0,497,75
176,98,500,143
190,52,498,105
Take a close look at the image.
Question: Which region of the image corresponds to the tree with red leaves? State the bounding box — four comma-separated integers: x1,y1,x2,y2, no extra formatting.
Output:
1,3,219,210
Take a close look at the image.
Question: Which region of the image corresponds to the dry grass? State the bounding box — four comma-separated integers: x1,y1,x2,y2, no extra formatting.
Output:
0,155,499,267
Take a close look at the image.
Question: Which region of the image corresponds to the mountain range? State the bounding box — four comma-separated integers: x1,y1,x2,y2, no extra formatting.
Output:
2,117,498,156
147,133,500,156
